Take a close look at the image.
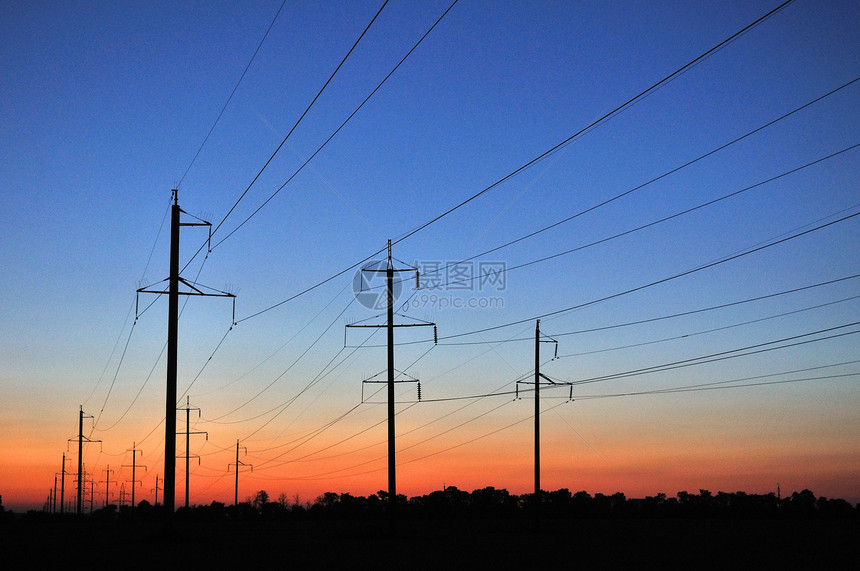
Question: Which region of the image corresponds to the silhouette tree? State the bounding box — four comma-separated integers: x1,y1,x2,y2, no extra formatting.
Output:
253,490,270,513
787,489,818,517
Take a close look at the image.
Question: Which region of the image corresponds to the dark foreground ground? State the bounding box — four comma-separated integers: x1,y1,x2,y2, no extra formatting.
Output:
3,516,857,569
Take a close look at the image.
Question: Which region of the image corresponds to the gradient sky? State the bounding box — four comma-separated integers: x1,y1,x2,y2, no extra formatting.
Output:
1,0,858,512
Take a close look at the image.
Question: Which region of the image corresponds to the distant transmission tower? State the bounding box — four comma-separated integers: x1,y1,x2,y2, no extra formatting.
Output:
67,406,100,516
100,465,114,508
228,439,252,506
123,442,146,513
179,396,207,508
152,474,160,507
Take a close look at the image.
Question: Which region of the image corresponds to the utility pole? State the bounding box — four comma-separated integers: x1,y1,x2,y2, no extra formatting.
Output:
68,406,100,516
163,189,180,523
136,188,235,528
152,475,160,507
228,439,252,506
73,465,92,515
346,240,435,530
534,319,540,526
59,453,67,514
100,466,114,508
123,443,146,513
515,320,567,529
77,408,84,515
179,396,207,509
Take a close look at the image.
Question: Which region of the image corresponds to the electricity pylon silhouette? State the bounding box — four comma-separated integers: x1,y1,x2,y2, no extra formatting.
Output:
346,239,435,531
152,474,160,507
136,188,235,529
123,443,146,514
179,396,207,508
515,319,575,529
100,465,115,508
67,406,100,515
228,439,252,506
58,453,70,514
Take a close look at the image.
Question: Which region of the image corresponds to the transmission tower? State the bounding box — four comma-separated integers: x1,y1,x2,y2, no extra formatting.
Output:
345,239,436,530
228,439,252,506
515,319,573,528
152,474,160,507
136,188,235,528
123,442,146,513
51,475,57,513
55,455,71,514
100,465,115,508
67,406,101,515
179,396,207,508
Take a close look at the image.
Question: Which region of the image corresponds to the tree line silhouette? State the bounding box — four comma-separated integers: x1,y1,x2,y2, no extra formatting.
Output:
34,486,854,522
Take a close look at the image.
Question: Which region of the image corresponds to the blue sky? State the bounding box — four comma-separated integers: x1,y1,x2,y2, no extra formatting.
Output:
1,0,858,511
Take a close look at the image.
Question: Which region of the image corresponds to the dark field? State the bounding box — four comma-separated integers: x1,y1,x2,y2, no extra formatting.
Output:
3,516,857,569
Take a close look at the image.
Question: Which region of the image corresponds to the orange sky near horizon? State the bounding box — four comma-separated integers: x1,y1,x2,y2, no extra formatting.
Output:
5,380,858,513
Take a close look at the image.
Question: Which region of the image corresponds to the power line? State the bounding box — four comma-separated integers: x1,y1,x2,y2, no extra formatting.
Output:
573,367,860,400
252,354,543,472
391,0,796,247
421,290,860,356
428,77,860,272
181,0,390,275
236,246,386,323
554,294,860,359
407,344,860,405
92,251,216,435
476,145,860,283
186,2,803,327
230,82,857,326
84,196,172,410
92,318,138,429
360,143,860,327
177,0,289,188
241,344,438,472
210,0,389,238
563,322,860,387
279,400,563,482
83,298,136,407
322,326,858,469
547,274,860,340
210,2,462,322
239,327,382,440
140,198,172,288
207,296,357,422
178,323,235,401
194,283,355,399
438,211,860,341
210,0,461,251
